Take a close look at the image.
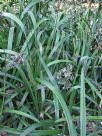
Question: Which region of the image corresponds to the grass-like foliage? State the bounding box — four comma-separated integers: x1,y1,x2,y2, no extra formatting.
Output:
0,0,102,135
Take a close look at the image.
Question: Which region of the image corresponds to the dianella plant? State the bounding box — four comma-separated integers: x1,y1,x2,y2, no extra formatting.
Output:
0,0,102,136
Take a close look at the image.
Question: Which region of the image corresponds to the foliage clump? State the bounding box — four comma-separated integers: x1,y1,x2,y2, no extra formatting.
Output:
0,0,102,136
